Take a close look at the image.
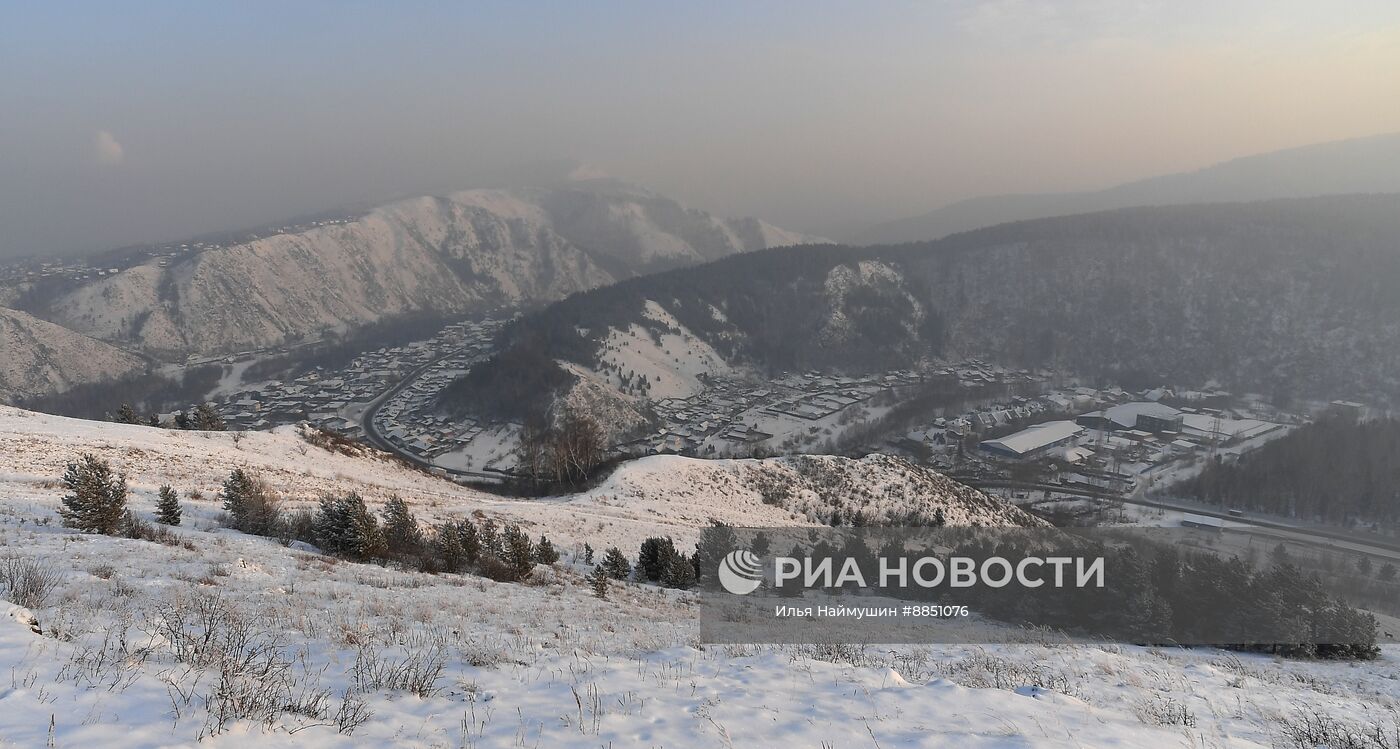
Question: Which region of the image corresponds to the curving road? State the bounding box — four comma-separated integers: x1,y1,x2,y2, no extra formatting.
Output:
359,348,509,484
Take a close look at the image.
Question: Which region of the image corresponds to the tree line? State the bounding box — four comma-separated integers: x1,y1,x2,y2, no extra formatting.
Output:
56,454,748,603
1179,415,1400,526
763,529,1380,660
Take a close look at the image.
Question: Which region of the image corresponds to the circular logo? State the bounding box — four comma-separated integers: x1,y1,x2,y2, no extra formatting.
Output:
717,549,763,595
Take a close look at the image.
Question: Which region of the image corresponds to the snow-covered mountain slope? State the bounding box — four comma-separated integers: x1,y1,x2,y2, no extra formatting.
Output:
24,182,818,360
590,300,735,401
0,307,146,401
0,407,1396,747
457,183,824,273
466,195,1400,409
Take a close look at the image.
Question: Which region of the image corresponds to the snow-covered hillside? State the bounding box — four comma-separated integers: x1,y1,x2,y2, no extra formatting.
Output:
473,195,1400,404
0,307,146,400
21,182,819,362
0,407,1026,553
1,408,1396,747
591,301,735,401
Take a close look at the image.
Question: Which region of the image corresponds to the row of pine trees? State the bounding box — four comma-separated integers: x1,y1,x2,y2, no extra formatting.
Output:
110,402,225,431
57,453,741,602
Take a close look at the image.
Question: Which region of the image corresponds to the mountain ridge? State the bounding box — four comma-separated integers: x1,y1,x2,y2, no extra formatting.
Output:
1,181,816,399
449,194,1400,425
854,131,1400,244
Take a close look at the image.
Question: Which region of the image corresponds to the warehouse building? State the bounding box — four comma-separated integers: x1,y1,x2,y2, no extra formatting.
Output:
980,420,1085,460
1076,401,1184,433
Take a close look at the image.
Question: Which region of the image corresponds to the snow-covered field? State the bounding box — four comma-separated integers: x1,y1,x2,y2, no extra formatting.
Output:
1,407,1396,747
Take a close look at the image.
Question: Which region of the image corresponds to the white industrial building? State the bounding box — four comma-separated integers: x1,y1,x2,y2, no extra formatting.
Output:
980,420,1085,459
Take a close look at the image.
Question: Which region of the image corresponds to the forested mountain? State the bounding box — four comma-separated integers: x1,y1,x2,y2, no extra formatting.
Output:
1179,415,1400,525
854,132,1400,244
446,195,1400,421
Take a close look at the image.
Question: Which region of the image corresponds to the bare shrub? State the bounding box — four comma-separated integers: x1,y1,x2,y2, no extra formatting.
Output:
302,426,369,457
121,511,180,546
335,690,373,733
1132,695,1198,728
350,645,446,698
930,649,1085,700
1277,706,1400,749
145,592,349,736
145,592,281,672
0,556,62,609
276,507,317,546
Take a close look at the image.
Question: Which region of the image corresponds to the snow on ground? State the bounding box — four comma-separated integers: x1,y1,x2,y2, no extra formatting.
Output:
2,407,1398,747
433,423,522,475
719,397,898,455
554,361,653,442
0,408,1026,569
592,300,733,401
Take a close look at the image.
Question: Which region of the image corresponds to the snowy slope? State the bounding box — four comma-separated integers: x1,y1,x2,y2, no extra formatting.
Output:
0,407,1025,552
590,300,735,401
1,408,1396,747
28,183,818,360
0,307,146,402
572,453,1045,534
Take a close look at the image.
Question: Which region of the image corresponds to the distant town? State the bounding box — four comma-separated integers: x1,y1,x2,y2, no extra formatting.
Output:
0,210,363,289
192,312,1339,514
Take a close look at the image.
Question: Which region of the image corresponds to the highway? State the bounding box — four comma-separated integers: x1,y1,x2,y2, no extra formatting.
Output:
960,477,1400,559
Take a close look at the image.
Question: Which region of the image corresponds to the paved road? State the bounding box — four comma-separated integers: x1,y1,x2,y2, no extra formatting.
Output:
359,348,509,484
961,478,1400,559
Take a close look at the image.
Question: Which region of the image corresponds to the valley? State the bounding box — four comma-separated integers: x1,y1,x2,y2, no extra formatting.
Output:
9,7,1400,746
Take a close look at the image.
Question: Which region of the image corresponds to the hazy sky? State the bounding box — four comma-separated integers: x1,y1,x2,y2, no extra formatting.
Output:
4,1,1400,257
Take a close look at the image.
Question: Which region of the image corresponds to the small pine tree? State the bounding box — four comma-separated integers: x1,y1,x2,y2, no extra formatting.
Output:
602,547,631,580
380,495,422,556
637,537,677,582
534,535,560,565
663,552,696,590
583,543,595,565
1379,562,1398,582
1357,555,1374,577
155,485,182,526
694,521,738,583
776,543,806,598
193,403,226,431
173,411,192,429
146,413,162,428
589,564,609,599
314,492,385,561
59,454,129,535
342,493,385,561
478,518,502,559
501,524,535,580
433,521,466,572
113,404,139,424
750,531,771,557
221,469,255,524
459,521,481,566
